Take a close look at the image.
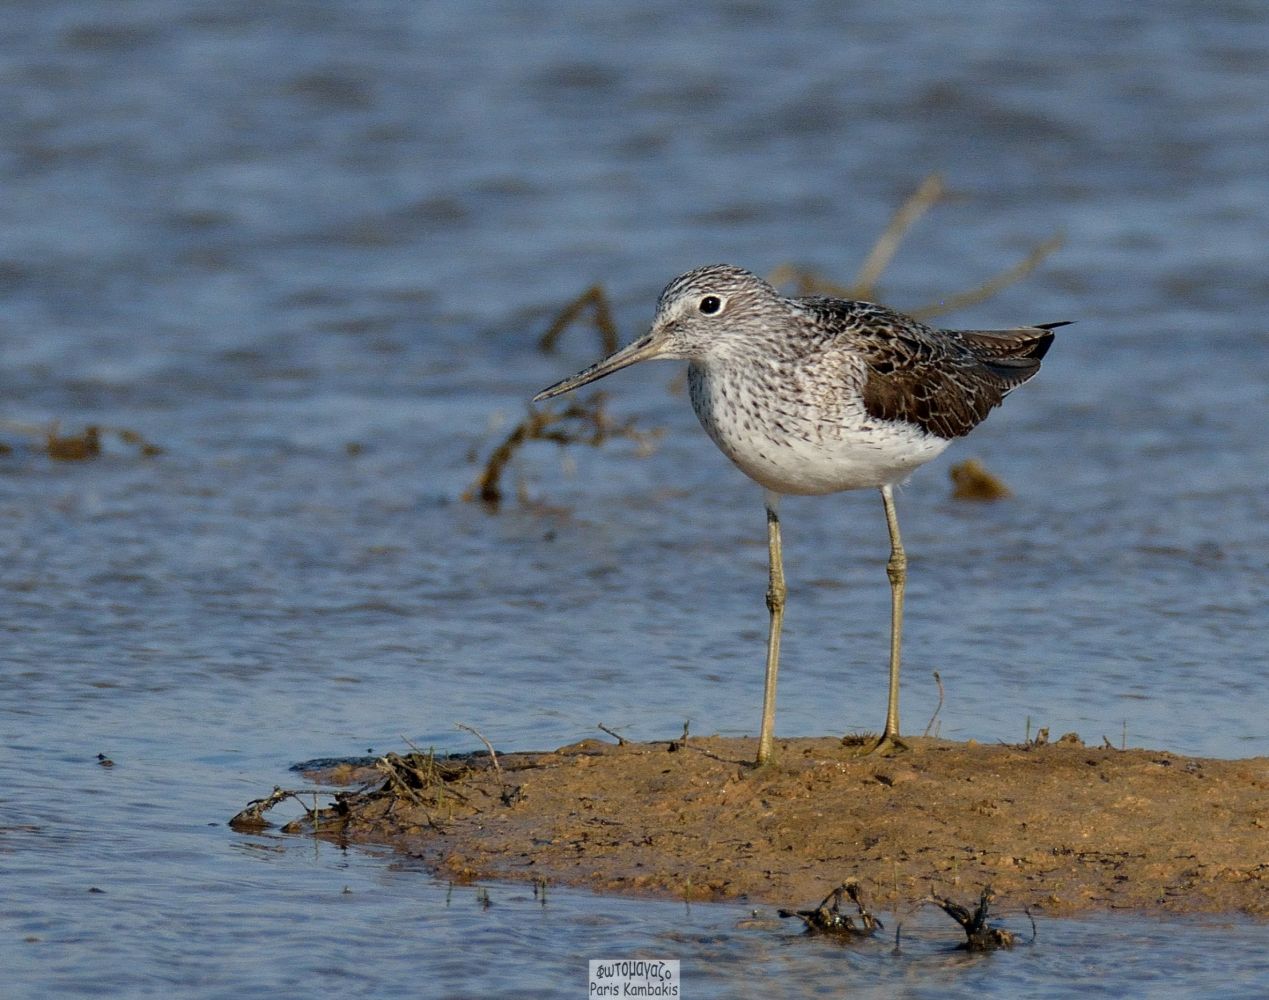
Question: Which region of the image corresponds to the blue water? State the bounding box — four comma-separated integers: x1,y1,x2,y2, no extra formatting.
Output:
2,1,1266,995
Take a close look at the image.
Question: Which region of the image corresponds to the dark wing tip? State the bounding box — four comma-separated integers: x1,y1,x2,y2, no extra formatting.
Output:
1026,321,1071,361
1026,330,1056,362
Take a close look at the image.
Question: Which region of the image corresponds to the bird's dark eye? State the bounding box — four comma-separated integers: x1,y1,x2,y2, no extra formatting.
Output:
699,295,723,315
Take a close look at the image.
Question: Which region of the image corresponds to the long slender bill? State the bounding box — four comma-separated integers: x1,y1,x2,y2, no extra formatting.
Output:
533,331,665,402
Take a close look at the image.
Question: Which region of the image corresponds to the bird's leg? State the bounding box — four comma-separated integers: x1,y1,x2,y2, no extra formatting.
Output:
757,493,786,765
871,484,910,754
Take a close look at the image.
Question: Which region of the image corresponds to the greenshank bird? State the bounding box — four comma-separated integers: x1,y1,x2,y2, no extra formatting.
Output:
535,264,1060,762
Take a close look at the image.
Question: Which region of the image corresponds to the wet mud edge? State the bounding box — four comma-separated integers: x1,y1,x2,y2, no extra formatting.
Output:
296,736,1268,917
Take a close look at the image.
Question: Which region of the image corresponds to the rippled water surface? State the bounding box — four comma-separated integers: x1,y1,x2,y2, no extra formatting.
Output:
2,1,1266,995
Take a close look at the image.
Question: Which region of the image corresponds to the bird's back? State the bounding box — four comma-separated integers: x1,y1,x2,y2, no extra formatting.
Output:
796,297,1061,442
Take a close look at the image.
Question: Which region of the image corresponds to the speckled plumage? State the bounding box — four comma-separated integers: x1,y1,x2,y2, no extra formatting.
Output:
534,263,1061,762
664,266,1056,494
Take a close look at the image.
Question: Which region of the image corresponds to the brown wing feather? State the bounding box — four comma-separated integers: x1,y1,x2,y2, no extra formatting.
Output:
802,300,1062,440
956,322,1066,361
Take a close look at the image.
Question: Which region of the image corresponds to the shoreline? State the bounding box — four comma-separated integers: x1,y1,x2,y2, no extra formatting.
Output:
273,735,1268,919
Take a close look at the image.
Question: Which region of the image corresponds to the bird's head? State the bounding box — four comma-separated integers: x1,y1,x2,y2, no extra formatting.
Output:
533,264,782,402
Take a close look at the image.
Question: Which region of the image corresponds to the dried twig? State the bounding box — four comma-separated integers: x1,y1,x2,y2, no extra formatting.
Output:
667,719,691,753
456,723,503,780
375,754,427,806
923,670,945,738
228,786,337,832
925,886,1017,951
1,419,162,460
911,232,1064,320
538,284,619,356
851,174,946,297
778,880,883,938
765,262,852,298
373,747,476,829
950,459,1012,501
463,394,662,509
597,723,628,746
767,179,1059,324
767,175,945,300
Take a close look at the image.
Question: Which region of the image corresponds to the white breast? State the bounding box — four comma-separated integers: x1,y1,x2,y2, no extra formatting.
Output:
687,358,950,496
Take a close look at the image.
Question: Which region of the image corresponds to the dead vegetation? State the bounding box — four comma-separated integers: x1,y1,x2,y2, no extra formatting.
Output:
370,749,476,828
949,458,1013,500
782,880,1035,951
0,419,162,461
228,786,341,834
235,734,1269,920
537,283,619,356
227,750,482,842
460,393,663,508
466,173,1061,509
921,886,1034,951
778,880,883,939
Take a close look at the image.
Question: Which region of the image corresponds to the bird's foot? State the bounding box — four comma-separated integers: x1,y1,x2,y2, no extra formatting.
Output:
752,740,778,768
842,731,909,756
870,731,909,755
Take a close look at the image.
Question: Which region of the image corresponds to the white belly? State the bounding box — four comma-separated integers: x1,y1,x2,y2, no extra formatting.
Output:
688,361,949,496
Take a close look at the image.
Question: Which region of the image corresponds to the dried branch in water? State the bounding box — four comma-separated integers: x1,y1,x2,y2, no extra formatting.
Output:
115,428,164,456
456,723,519,803
778,880,883,938
911,232,1064,321
463,393,663,510
230,787,292,830
923,670,945,738
47,424,101,460
949,458,1012,501
228,786,338,832
375,750,469,803
765,262,853,299
851,173,947,298
372,749,474,829
456,724,502,780
767,174,946,300
1,420,163,461
538,283,619,356
765,176,1060,323
925,886,1018,951
597,723,628,746
666,719,691,752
